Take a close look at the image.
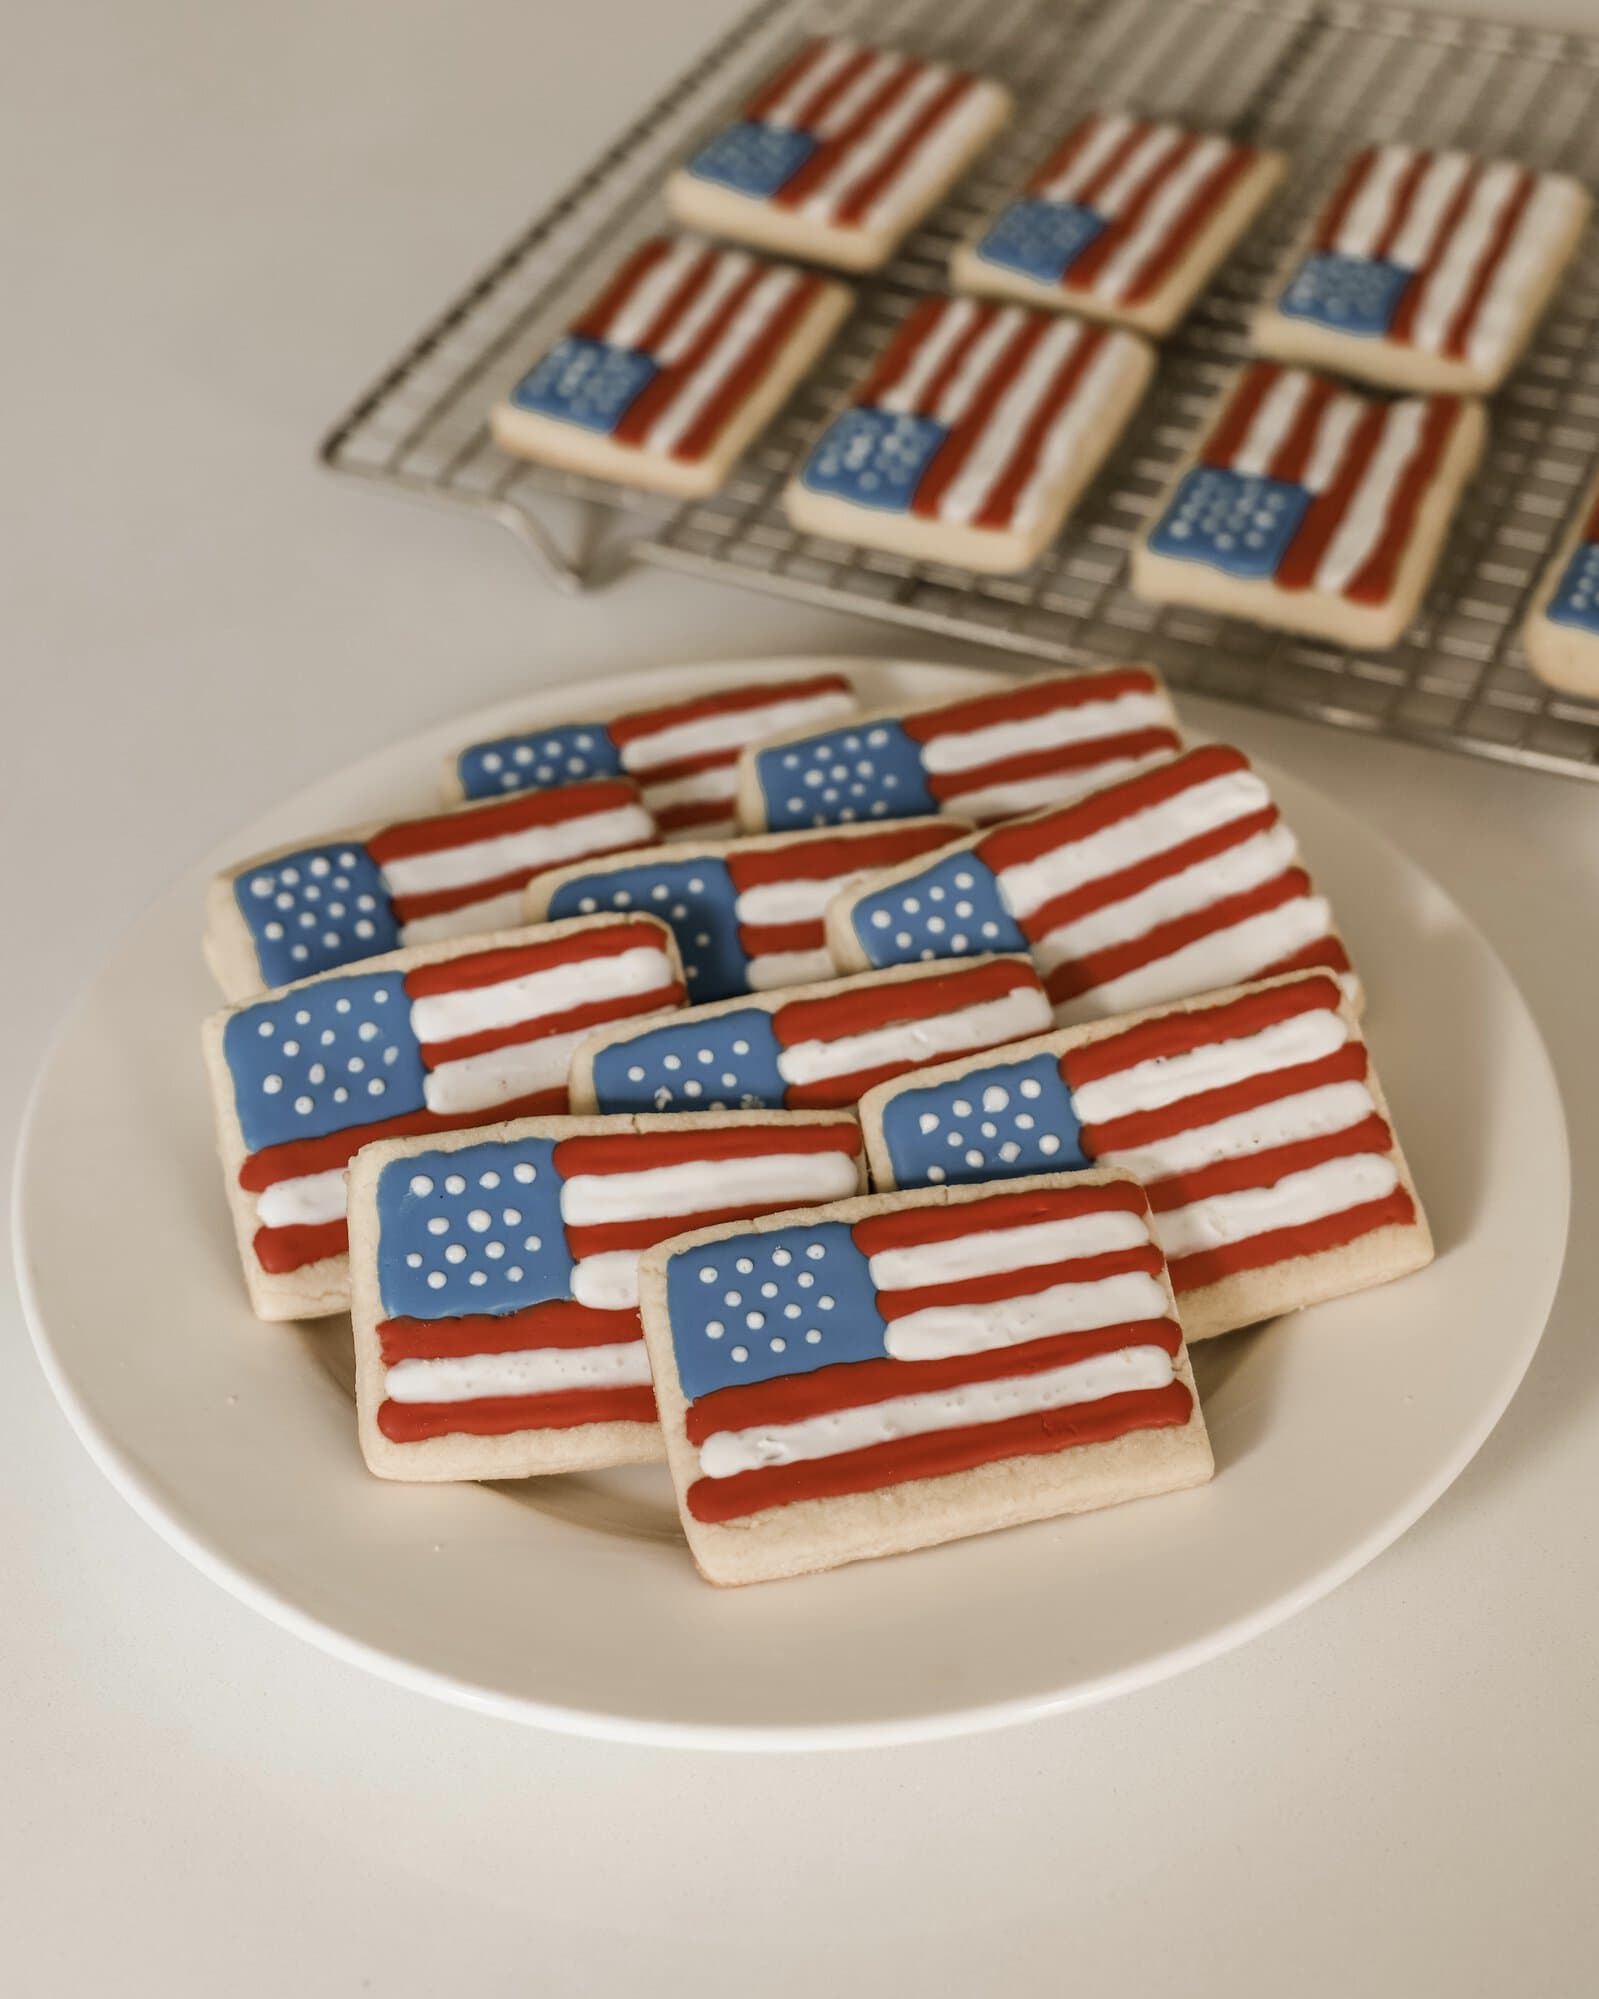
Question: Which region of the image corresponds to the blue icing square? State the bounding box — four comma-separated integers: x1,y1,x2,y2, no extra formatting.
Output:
1277,252,1411,339
224,974,426,1153
849,850,1025,969
975,198,1105,284
233,843,398,988
666,1219,886,1401
509,335,657,435
799,407,948,515
457,723,623,800
880,1052,1086,1191
547,857,748,1000
1148,467,1311,581
589,1008,787,1113
1546,539,1599,634
686,121,817,200
755,718,936,830
374,1138,573,1321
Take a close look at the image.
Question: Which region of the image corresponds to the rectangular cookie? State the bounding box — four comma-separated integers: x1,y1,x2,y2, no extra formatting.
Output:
569,954,1051,1116
489,236,852,497
448,672,859,836
859,971,1431,1342
783,298,1154,573
524,817,964,1004
202,915,684,1321
1523,468,1599,698
206,777,655,1002
951,113,1284,336
665,38,1012,273
346,1110,867,1481
1252,146,1589,394
1129,361,1484,649
826,745,1351,1025
638,1170,1213,1584
734,666,1180,833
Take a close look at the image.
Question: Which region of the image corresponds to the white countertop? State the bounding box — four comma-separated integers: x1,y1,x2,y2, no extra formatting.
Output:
6,1,1597,1990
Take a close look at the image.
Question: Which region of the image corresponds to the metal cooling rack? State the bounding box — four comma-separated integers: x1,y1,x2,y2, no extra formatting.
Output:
320,0,1599,781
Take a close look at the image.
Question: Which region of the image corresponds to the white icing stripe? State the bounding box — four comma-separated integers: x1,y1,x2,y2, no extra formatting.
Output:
623,690,854,773
1096,1080,1378,1181
811,48,900,141
880,297,981,415
384,1340,651,1406
995,769,1272,920
1332,144,1412,259
933,306,1025,426
645,269,805,457
1153,1153,1400,1260
1384,150,1472,271
947,754,1171,824
400,889,531,947
558,1149,858,1227
765,38,859,130
1069,1007,1349,1124
867,1210,1150,1292
420,1023,594,1116
1092,125,1184,217
885,1271,1171,1360
1232,369,1312,479
652,250,756,368
1092,135,1232,301
1302,392,1364,495
1062,894,1335,1019
1011,332,1142,532
921,690,1174,773
256,1169,347,1231
747,947,837,990
774,984,1053,1088
570,1250,642,1311
1466,175,1582,372
735,876,853,925
697,1343,1177,1479
641,769,735,812
939,318,1086,526
801,62,953,223
409,946,673,1044
1038,112,1136,204
380,804,654,898
1313,400,1425,597
600,239,704,350
1405,161,1523,357
858,85,998,229
1029,824,1302,974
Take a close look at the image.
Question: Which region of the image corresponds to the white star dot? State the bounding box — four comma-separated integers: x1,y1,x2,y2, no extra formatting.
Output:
730,1346,749,1363
405,1253,422,1269
427,1272,446,1290
427,1217,448,1236
467,1209,491,1231
805,1329,822,1345
444,1175,465,1194
262,1075,282,1095
444,1245,466,1265
514,1163,536,1183
410,1175,433,1196
772,1249,791,1266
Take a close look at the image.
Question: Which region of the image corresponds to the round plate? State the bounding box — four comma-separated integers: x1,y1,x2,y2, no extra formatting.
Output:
14,656,1569,1749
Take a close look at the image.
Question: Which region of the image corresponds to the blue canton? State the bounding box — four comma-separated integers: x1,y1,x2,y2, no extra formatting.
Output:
686,122,817,200
374,1138,574,1321
975,198,1105,284
879,1052,1087,1191
510,335,657,436
849,849,1025,969
547,857,748,1000
666,1220,886,1401
589,1009,787,1113
800,408,948,515
233,843,398,987
457,723,624,801
1149,467,1311,581
754,719,936,830
1277,252,1412,339
224,974,426,1153
1547,539,1599,635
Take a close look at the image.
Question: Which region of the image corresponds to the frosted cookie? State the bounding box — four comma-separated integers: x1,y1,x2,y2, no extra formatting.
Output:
207,778,655,1002
570,955,1051,1116
735,667,1180,833
638,1170,1212,1584
1130,362,1484,648
1524,469,1599,698
1253,147,1589,394
784,298,1153,573
347,1111,865,1481
952,114,1284,336
665,38,1012,273
490,236,851,498
860,971,1430,1341
827,745,1351,1025
202,916,684,1321
449,672,858,837
525,817,964,1003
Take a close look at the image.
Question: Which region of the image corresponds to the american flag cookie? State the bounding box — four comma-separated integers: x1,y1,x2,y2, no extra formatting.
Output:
665,38,1012,273
1130,362,1485,648
783,297,1154,573
569,956,1052,1117
1253,146,1589,395
1523,468,1599,699
346,1110,866,1481
489,236,852,498
206,778,655,1002
859,971,1431,1342
524,817,966,1004
202,915,685,1321
734,667,1181,833
637,1170,1212,1584
826,746,1353,1027
447,672,859,837
951,113,1284,337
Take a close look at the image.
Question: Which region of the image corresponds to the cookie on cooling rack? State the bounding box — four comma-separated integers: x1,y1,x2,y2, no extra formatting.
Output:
1523,467,1599,699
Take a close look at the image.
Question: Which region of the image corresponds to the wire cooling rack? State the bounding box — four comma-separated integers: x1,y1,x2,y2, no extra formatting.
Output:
320,0,1599,781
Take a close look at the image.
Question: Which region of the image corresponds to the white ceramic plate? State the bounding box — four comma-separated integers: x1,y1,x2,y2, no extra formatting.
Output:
14,657,1569,1750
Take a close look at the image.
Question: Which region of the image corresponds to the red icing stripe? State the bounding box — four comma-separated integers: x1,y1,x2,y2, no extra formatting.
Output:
552,1121,860,1177
737,919,824,958
771,58,923,212
1370,148,1433,262
641,745,754,790
1258,936,1352,982
1064,972,1343,1088
1122,144,1257,305
377,1301,639,1364
1274,400,1387,590
253,1219,347,1275
1169,1189,1416,1291
1083,1042,1368,1159
403,921,662,997
854,297,948,407
929,727,1182,807
239,1089,567,1195
390,868,554,926
1026,116,1100,197
978,745,1250,875
572,240,672,343
1266,374,1340,487
378,1385,657,1443
834,71,974,227
899,668,1161,744
609,673,853,749
910,300,992,416
1201,365,1283,468
770,957,1040,1048
612,264,768,449
1389,161,1485,346
725,821,953,888
912,313,1049,519
367,780,641,865
779,42,879,139
1075,118,1155,206
743,38,831,123
1143,1114,1394,1212
876,1242,1166,1325
655,800,736,835
1314,150,1378,251
633,245,720,357
852,1179,1149,1256
974,321,1108,531
673,272,824,464
417,982,684,1068
1019,804,1280,943
566,1198,826,1261
1066,134,1206,292
1344,397,1462,606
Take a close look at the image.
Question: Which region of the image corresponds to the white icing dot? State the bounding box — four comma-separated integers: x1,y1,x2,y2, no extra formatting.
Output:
805,1329,822,1344
347,1057,364,1075
355,921,375,940
445,1174,465,1194
730,1346,749,1363
358,1022,379,1042
405,1253,422,1269
965,1149,984,1167
688,878,705,892
955,872,974,890
981,1122,997,1139
903,896,920,914
698,1267,717,1284
999,1142,1021,1162
798,1272,815,1289
721,1073,738,1088
294,1096,313,1115
469,1271,488,1287
281,1040,300,1058
952,1099,972,1118
1020,1079,1043,1099
770,1337,786,1353
333,1088,348,1103
927,1165,947,1183
256,1021,274,1037
664,1055,681,1071
261,1074,283,1095
982,1086,1008,1113
514,1163,536,1183
427,1217,449,1236
918,1112,939,1134
484,1242,504,1260
735,1258,753,1274
334,998,351,1015
870,911,891,929
502,1208,521,1226
523,1236,542,1252
410,1175,434,1196
320,1030,335,1046
806,1245,825,1261
706,1321,724,1338
578,898,597,915
1039,1134,1061,1156
784,1303,801,1319
480,1171,500,1189
1016,1114,1035,1131
896,932,913,949
746,1311,765,1331
444,1245,466,1265
467,1209,491,1231
683,1080,702,1098
427,1272,446,1290
732,1040,750,1056
280,867,300,886
308,1063,326,1085
627,1066,645,1082
724,1291,742,1308
506,1267,523,1283
772,1249,792,1267
264,922,284,941
249,879,272,899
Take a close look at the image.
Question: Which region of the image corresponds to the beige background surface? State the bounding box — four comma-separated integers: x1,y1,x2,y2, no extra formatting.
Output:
5,1,1598,1992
